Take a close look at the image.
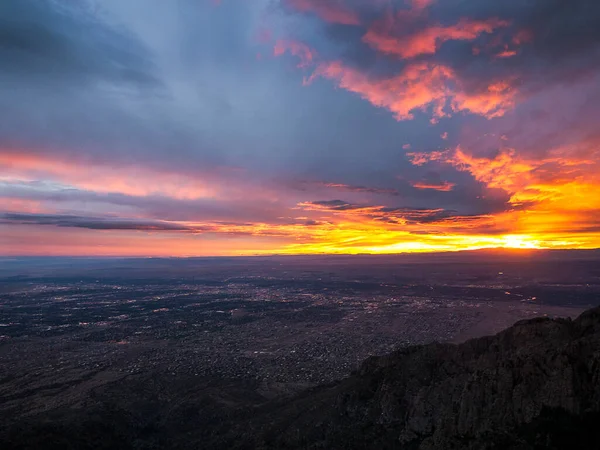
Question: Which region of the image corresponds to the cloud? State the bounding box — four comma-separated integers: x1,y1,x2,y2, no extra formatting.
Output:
0,213,194,232
307,60,515,121
411,181,455,192
2,0,600,255
300,199,366,211
0,0,158,86
0,0,294,184
284,0,360,25
274,40,317,68
278,0,600,124
0,211,332,239
0,176,292,225
292,181,400,196
406,151,449,166
321,183,399,195
297,199,490,227
403,143,600,241
0,150,217,200
363,13,509,59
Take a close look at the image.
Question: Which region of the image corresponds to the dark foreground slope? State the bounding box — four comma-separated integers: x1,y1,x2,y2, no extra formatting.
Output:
3,307,600,450
252,306,600,449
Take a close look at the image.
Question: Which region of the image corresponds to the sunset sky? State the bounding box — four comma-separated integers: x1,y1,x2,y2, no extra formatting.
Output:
1,0,600,256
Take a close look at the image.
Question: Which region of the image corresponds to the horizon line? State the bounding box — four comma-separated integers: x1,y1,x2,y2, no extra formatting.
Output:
2,247,600,260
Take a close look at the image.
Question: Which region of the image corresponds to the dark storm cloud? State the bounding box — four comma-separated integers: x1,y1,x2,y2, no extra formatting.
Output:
0,213,194,232
0,211,324,238
0,0,238,173
302,199,492,227
375,206,468,224
432,0,600,95
0,0,207,171
0,0,158,86
287,179,400,196
432,0,600,58
307,200,366,211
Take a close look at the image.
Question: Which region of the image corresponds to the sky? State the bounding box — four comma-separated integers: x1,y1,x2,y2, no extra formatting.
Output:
1,0,600,256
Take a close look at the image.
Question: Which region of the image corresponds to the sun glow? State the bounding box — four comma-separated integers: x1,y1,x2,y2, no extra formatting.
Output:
276,231,592,256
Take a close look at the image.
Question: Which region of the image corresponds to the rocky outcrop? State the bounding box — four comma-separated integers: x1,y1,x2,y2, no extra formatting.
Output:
254,307,600,449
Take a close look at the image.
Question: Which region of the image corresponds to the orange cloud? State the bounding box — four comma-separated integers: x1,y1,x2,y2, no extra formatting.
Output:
405,143,600,245
449,147,534,195
276,2,522,122
278,192,600,254
4,163,600,256
406,150,448,165
411,181,455,191
277,199,559,255
286,0,360,25
364,17,510,59
309,60,515,120
495,48,518,58
411,145,599,203
451,81,516,118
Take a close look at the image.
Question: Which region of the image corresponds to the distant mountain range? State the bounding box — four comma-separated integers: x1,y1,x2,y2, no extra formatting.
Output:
3,306,600,449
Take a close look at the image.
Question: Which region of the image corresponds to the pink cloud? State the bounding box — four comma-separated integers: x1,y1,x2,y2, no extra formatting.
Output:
0,150,218,200
274,39,317,68
364,17,510,59
308,60,515,121
286,0,360,25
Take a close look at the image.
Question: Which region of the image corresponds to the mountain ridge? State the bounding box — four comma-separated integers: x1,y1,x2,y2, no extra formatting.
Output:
249,307,600,449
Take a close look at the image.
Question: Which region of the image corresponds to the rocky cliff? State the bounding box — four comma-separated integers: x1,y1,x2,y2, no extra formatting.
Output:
252,306,600,449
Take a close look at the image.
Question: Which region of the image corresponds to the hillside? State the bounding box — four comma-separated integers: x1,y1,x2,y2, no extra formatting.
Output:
2,307,600,449
250,306,600,449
